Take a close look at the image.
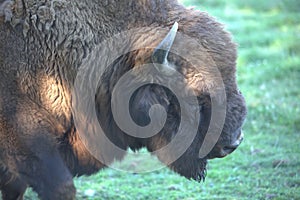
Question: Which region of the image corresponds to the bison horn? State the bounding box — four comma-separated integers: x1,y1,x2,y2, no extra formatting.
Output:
152,22,178,74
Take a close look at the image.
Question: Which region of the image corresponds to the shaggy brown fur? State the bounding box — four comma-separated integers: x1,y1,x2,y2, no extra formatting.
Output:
0,0,246,199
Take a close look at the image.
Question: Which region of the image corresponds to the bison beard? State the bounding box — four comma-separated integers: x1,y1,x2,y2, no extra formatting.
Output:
0,0,247,199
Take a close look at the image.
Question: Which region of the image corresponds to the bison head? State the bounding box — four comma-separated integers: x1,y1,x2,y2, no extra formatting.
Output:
75,22,247,182
126,23,246,180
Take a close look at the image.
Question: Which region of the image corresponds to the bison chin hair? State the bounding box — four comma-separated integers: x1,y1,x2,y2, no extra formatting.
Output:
169,156,207,182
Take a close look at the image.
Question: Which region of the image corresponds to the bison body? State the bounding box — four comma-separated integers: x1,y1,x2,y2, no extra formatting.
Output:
0,0,246,199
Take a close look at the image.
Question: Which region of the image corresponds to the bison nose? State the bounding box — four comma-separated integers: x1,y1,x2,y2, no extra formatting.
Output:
222,144,239,154
207,132,244,159
220,132,244,156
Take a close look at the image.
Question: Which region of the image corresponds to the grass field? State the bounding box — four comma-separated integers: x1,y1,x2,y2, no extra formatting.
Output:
22,0,300,199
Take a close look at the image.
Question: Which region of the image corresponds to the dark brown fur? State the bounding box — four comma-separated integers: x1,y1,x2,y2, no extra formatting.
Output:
0,0,246,199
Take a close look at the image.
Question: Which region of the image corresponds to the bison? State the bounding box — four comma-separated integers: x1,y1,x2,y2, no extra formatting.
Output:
0,0,247,199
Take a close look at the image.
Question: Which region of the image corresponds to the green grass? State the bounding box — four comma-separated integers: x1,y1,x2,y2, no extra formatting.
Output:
23,0,300,199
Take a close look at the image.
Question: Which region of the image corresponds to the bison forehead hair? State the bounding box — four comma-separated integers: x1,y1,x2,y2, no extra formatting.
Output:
0,0,246,199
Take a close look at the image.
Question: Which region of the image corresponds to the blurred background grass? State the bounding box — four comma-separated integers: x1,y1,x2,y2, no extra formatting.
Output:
23,0,300,199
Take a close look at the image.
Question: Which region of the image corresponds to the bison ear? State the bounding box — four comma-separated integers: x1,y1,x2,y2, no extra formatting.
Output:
152,22,178,74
